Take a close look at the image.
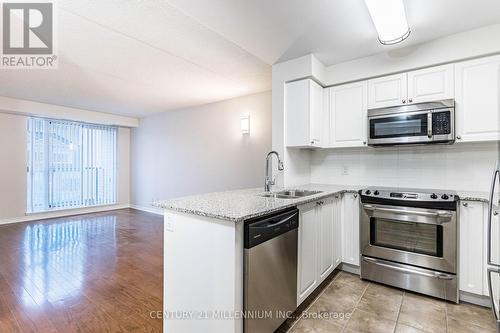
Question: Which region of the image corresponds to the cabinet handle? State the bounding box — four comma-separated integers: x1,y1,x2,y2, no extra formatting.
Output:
402,99,406,104
409,98,413,103
354,194,358,198
495,211,499,216
363,141,367,145
462,202,468,207
456,136,461,140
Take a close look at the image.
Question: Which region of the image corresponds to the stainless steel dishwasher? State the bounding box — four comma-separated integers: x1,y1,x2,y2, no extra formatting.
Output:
244,208,299,333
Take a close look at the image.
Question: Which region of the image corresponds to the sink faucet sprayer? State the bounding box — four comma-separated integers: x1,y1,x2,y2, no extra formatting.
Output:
264,151,284,192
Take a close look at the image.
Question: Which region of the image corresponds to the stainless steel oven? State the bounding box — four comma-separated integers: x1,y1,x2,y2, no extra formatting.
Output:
360,187,459,302
367,99,455,146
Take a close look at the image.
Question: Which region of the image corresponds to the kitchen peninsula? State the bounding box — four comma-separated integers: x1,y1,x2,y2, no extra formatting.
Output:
155,184,361,333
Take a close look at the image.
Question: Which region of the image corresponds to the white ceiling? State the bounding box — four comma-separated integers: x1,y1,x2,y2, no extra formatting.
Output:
1,0,500,118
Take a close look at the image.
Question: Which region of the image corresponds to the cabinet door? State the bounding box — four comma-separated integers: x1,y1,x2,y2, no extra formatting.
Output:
342,193,360,266
297,202,318,305
329,81,368,148
459,201,484,295
285,79,323,147
368,73,408,109
484,202,500,296
407,64,454,103
319,198,334,282
455,55,500,143
310,80,323,145
333,195,343,269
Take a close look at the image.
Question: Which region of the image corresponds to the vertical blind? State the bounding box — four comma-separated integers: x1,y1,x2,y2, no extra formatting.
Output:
27,118,117,213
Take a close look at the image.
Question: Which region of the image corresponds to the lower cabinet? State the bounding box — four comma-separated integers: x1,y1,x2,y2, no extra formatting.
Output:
297,201,318,305
459,200,500,298
341,193,360,266
459,201,485,295
319,197,335,281
297,196,342,305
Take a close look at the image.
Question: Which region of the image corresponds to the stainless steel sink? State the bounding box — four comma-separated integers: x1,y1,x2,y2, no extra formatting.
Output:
276,190,322,197
259,189,323,199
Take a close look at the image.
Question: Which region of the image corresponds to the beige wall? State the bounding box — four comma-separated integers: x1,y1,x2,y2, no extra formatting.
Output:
130,91,272,210
0,113,28,220
0,113,131,223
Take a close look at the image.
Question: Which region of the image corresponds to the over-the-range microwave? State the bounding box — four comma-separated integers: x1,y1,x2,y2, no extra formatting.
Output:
367,99,455,146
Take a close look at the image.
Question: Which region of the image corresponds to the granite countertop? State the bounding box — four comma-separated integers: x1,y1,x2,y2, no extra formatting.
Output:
153,184,493,222
153,184,363,222
457,191,490,203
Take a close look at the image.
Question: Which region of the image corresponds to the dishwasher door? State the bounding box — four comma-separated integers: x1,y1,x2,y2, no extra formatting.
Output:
244,208,299,333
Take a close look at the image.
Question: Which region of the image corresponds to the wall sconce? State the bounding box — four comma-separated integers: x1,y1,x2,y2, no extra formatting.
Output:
241,114,250,134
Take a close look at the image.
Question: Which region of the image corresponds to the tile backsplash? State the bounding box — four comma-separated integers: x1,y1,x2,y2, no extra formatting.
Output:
309,142,499,192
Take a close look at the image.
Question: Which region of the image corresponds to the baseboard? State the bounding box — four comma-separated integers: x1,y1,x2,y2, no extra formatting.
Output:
0,204,130,226
130,204,163,215
340,262,360,275
460,291,492,308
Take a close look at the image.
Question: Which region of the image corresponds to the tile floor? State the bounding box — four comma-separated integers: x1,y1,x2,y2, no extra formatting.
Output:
288,272,497,333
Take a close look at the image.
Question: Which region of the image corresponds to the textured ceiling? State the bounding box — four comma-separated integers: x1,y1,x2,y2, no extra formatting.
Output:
1,0,500,117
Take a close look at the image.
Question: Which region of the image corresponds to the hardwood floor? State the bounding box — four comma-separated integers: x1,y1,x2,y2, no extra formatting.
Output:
0,208,163,332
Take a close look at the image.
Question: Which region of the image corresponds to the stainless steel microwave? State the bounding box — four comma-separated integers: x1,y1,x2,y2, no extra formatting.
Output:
367,99,455,146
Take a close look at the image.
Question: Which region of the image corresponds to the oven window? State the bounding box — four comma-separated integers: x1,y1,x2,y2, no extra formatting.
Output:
370,218,443,257
370,113,428,139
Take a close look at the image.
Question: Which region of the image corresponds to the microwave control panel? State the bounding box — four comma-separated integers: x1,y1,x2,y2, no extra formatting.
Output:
432,111,451,135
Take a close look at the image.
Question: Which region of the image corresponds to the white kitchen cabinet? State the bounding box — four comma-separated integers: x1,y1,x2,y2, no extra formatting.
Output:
333,195,343,269
297,201,318,305
455,55,500,143
297,196,341,305
459,201,485,295
341,192,360,266
368,64,454,109
484,202,500,296
368,73,407,109
319,197,335,281
328,81,368,147
285,79,323,147
407,64,454,104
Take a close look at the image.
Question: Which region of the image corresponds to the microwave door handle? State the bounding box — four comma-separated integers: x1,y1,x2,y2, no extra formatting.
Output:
488,163,500,267
427,112,432,139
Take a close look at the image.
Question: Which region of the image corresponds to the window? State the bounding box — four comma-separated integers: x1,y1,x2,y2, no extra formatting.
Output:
27,118,117,213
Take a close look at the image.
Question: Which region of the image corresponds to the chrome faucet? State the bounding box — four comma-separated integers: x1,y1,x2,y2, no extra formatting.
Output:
264,151,284,192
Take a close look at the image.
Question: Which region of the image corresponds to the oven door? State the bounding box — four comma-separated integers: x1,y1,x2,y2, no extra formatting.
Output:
368,110,432,145
360,204,457,273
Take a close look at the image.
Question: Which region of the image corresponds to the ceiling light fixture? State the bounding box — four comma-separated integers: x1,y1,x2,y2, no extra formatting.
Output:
364,0,411,45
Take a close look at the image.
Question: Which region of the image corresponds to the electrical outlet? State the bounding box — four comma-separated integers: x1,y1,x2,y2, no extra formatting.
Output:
342,165,349,176
165,215,175,232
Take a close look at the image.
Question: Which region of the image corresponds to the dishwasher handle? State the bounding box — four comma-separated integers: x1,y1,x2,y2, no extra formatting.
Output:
244,209,299,249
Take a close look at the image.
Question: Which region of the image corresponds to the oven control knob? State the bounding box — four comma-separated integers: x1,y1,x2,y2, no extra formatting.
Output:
374,190,380,195
365,190,371,195
441,194,449,200
430,193,438,199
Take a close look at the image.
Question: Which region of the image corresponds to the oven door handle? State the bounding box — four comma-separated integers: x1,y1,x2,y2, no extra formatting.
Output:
362,204,453,219
363,257,454,280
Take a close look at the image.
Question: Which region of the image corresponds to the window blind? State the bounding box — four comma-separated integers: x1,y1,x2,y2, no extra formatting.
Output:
27,118,117,213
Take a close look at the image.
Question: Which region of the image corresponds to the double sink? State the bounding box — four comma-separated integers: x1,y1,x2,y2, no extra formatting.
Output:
259,189,322,199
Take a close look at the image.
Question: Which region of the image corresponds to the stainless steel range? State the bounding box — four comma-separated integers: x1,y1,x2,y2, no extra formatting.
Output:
359,187,459,303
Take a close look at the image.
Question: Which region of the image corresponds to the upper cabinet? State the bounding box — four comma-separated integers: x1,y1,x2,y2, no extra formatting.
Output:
407,64,454,103
328,81,368,147
455,55,500,143
368,64,454,109
368,73,407,109
285,79,323,148
285,56,499,149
